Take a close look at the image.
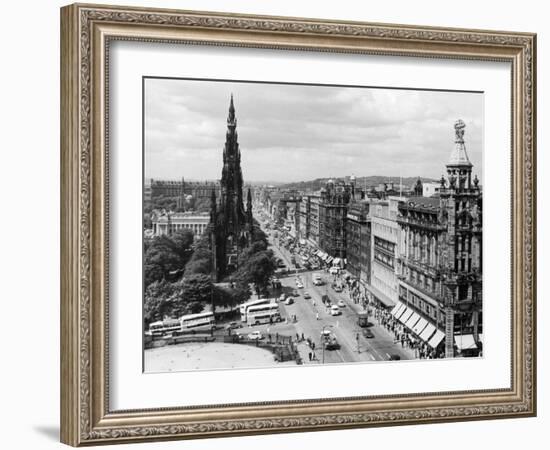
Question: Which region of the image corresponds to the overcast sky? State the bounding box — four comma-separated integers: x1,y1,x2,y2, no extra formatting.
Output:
144,78,483,183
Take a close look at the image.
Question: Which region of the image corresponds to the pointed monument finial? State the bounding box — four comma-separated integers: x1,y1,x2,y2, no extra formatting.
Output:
454,119,466,143
228,93,236,123
448,119,472,167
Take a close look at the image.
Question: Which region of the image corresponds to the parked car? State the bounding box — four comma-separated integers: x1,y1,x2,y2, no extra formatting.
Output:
292,289,299,297
247,331,264,340
362,328,375,339
388,354,401,361
296,282,304,289
337,299,346,307
330,305,341,316
303,291,311,299
278,294,286,302
285,297,294,305
333,284,343,293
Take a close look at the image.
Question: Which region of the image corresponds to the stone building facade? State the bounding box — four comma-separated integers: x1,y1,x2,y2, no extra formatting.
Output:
345,200,370,282
318,179,353,259
396,120,483,357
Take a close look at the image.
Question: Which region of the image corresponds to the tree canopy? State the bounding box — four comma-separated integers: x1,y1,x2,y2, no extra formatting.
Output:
144,229,194,287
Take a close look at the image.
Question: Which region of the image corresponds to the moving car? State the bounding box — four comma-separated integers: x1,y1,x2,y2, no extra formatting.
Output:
285,297,294,305
225,321,241,330
388,354,401,361
278,294,286,302
333,284,343,293
296,282,304,289
330,305,341,316
303,291,311,299
247,330,264,340
337,299,346,307
324,337,340,350
362,328,375,339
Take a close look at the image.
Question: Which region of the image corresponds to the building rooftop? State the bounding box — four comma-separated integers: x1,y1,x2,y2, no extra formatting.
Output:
401,196,441,211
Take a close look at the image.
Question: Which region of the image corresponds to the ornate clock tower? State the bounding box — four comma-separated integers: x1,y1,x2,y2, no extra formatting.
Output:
439,120,483,357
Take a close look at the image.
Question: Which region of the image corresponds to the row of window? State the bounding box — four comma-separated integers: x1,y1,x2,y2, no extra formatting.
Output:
374,249,395,269
399,287,445,324
374,236,395,253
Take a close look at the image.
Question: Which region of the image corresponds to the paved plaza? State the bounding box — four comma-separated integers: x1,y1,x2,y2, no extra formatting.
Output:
145,342,295,372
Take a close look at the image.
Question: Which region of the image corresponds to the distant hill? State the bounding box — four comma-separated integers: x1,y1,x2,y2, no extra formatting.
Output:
278,176,439,191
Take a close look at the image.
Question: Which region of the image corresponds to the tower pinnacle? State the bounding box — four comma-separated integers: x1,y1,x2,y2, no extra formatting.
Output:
227,93,236,126
448,119,472,167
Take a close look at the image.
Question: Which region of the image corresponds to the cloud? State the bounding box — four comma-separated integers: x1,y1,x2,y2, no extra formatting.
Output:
144,78,483,183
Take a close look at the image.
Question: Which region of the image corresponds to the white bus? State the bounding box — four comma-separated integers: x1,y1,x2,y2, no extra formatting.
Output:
239,298,271,322
147,318,181,336
179,311,215,332
247,303,281,326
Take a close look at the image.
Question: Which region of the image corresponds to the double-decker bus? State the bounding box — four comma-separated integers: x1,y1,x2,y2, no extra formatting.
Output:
246,303,281,326
179,311,215,332
147,318,181,337
239,298,271,322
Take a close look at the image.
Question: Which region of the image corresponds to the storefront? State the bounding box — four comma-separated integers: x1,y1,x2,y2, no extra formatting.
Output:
390,301,444,350
366,284,396,310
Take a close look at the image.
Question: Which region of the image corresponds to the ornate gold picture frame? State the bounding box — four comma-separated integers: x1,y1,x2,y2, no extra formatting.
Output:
60,3,536,446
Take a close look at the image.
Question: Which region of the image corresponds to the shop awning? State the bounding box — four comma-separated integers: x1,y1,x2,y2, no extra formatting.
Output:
419,323,436,342
399,308,414,324
411,317,428,335
395,303,407,317
391,302,403,316
394,304,408,320
454,334,479,350
366,284,396,308
404,312,421,330
427,329,445,348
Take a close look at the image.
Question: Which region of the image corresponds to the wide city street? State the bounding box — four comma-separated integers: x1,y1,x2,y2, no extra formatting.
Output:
233,212,415,365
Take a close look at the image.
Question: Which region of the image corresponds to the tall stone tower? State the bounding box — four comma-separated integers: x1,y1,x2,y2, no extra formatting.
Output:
211,95,254,281
439,120,483,357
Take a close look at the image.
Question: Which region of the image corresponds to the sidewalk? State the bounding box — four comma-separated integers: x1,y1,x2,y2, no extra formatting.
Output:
295,340,320,365
342,285,418,360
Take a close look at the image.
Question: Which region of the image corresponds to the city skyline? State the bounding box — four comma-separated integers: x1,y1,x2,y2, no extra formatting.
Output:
144,78,483,183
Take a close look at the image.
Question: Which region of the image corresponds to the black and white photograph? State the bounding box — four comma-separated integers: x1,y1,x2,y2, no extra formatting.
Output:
143,78,484,373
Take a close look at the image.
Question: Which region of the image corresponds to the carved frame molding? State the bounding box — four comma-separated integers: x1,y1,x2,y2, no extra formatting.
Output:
60,3,536,446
